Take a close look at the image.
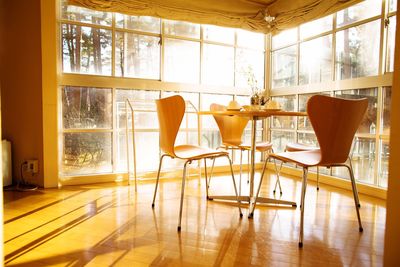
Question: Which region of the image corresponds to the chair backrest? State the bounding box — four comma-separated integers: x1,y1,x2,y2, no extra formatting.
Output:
210,103,249,147
156,95,185,157
307,95,368,165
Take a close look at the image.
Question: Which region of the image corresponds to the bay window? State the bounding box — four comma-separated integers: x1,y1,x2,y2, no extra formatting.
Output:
269,0,395,189
59,1,265,180
59,0,394,190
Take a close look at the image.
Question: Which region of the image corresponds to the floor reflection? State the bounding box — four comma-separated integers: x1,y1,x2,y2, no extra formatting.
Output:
3,171,385,266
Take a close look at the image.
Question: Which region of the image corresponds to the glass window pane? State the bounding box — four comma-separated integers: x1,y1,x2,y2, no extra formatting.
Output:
133,132,161,172
201,94,233,111
116,89,159,103
333,137,375,184
379,139,389,188
382,87,391,135
270,95,296,129
272,45,297,88
132,112,158,129
164,39,200,83
62,86,112,129
272,28,297,49
61,0,112,26
176,131,198,146
235,49,265,89
115,32,160,79
61,132,112,175
336,0,381,27
299,35,332,85
297,133,318,147
272,95,296,111
235,95,251,107
162,91,199,110
116,89,159,129
62,24,112,75
335,20,380,80
203,44,234,86
271,116,295,130
335,88,378,134
203,25,234,44
163,20,200,38
201,130,222,150
271,131,296,153
115,14,160,33
116,132,128,172
389,0,397,12
237,29,265,50
386,16,396,73
300,15,333,39
116,131,160,172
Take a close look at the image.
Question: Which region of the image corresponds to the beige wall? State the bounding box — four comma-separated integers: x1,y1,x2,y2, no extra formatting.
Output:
41,0,59,188
0,0,44,187
0,0,5,264
384,0,400,264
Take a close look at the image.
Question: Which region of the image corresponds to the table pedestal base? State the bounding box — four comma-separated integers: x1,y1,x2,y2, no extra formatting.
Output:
208,195,297,218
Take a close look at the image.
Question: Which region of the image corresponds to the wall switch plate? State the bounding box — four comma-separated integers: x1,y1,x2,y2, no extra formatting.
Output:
27,160,38,174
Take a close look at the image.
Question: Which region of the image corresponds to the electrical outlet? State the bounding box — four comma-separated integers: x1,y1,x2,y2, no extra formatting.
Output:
27,160,38,174
22,162,29,172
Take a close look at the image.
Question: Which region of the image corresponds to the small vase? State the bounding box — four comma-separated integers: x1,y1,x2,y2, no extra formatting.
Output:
260,95,270,106
250,94,260,106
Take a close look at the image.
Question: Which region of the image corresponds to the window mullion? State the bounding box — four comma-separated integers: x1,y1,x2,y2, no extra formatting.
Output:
112,88,117,174
111,13,116,77
332,12,337,82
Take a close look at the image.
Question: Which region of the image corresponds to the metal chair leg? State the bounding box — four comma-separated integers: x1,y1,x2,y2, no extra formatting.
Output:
208,157,216,188
204,158,210,199
247,150,250,183
239,149,243,197
273,161,283,194
249,156,269,218
346,164,363,232
271,147,282,194
349,158,361,208
299,167,308,248
177,160,191,231
316,166,320,191
207,146,222,188
152,154,167,208
226,155,243,218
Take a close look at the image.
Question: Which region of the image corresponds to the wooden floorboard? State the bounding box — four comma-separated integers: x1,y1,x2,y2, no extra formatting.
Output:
3,171,386,266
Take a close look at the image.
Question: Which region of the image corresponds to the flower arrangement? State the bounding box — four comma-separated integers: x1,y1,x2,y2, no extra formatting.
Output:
245,66,269,106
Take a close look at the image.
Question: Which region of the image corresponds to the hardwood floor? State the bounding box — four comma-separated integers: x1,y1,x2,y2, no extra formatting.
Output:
3,170,386,266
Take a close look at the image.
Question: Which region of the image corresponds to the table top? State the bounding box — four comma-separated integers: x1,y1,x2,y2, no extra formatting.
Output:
198,109,307,118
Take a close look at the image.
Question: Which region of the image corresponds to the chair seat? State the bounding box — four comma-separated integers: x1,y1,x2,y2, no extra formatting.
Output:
223,141,273,152
239,142,273,152
285,142,318,152
174,145,228,160
270,150,321,167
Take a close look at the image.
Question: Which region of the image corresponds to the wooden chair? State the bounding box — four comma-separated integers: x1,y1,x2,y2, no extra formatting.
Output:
273,143,319,194
151,95,243,231
208,103,274,194
252,95,367,247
